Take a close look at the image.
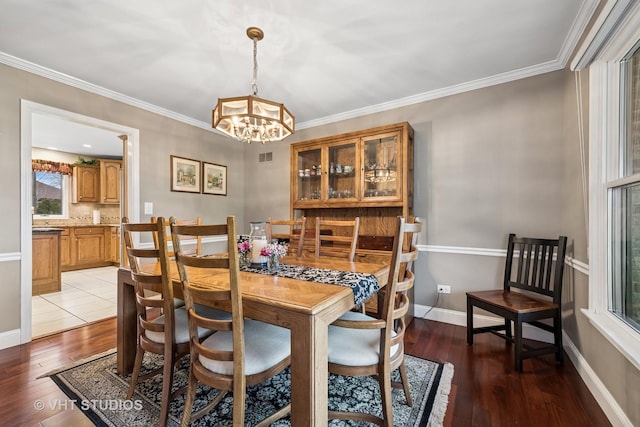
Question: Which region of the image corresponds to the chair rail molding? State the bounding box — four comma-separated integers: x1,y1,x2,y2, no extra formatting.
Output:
418,245,589,276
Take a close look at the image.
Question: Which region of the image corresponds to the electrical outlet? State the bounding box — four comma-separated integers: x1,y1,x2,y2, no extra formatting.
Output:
437,285,451,294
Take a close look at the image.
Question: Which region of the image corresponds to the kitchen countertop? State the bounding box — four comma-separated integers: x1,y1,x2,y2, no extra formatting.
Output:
32,227,64,233
33,223,121,228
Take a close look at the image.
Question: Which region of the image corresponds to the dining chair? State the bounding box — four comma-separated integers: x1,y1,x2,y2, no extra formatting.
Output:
171,216,291,427
267,216,307,258
122,216,219,427
314,217,360,261
152,216,202,258
326,216,421,426
466,233,567,372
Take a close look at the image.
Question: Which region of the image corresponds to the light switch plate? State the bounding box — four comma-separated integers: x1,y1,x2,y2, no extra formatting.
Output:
144,202,153,215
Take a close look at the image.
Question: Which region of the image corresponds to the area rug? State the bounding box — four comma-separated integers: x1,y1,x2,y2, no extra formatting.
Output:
44,349,453,426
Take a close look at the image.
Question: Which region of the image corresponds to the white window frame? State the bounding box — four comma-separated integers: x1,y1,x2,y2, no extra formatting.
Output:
584,2,640,371
33,173,70,220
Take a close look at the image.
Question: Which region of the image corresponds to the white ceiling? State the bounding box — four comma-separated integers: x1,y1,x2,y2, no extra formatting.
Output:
1,0,598,156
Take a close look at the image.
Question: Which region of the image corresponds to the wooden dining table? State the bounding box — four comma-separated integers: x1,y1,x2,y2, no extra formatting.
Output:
116,255,389,426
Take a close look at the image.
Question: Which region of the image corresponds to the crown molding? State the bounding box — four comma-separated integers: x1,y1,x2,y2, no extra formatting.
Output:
0,51,215,133
0,54,562,134
1,0,598,133
297,59,564,130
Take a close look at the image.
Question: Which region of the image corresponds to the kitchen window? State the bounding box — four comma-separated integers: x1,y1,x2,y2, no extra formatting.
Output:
32,162,70,220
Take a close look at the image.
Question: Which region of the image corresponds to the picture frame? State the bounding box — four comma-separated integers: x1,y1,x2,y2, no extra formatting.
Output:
170,155,201,193
202,162,227,196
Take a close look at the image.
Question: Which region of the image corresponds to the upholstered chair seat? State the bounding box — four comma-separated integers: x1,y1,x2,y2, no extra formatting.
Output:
328,311,400,367
199,319,291,376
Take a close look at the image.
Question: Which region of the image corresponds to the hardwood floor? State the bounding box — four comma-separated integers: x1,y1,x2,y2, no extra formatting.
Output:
0,318,611,426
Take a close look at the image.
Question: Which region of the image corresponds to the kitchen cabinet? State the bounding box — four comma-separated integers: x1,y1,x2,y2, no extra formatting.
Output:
72,165,100,203
100,160,121,204
109,226,120,264
290,122,415,319
72,160,121,204
60,227,71,268
32,230,61,295
60,226,113,271
74,226,105,266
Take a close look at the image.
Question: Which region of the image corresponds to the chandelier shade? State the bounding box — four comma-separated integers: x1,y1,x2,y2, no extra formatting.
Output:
212,27,295,144
212,95,294,143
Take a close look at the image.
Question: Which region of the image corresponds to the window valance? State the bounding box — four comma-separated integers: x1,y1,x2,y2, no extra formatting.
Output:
32,159,73,176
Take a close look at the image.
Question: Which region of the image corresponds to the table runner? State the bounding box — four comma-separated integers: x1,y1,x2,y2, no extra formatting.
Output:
240,263,379,305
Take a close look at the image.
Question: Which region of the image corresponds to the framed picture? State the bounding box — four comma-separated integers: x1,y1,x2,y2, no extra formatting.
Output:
170,155,201,193
202,162,227,196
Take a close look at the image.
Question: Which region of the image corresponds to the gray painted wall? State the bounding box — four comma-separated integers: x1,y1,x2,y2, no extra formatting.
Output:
0,61,638,424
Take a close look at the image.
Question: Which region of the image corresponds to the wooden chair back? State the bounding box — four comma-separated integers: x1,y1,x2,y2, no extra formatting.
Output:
314,217,360,261
121,216,176,355
171,216,291,425
152,216,202,257
381,217,421,355
170,216,245,389
504,233,567,303
327,216,421,425
267,216,307,258
122,216,190,426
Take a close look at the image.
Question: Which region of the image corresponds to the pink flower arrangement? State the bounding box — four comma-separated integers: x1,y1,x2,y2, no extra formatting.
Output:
260,242,288,258
237,240,251,255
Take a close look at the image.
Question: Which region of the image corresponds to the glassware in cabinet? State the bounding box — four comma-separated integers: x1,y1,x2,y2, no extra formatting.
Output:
362,133,401,200
295,148,321,201
328,141,357,200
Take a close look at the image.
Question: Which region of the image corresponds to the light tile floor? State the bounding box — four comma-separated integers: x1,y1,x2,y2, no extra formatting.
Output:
32,266,118,338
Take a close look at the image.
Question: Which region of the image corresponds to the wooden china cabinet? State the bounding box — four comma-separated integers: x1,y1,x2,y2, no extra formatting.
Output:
290,122,415,316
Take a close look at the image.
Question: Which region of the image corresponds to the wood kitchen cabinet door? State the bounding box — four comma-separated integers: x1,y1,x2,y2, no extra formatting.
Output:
73,227,105,265
60,228,71,268
32,232,61,295
72,165,99,203
100,160,121,204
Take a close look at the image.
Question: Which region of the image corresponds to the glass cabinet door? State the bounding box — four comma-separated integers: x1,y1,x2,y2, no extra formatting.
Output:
328,141,358,201
362,133,401,200
295,148,322,202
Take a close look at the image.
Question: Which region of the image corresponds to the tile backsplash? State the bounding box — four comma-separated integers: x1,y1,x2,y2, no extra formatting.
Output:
33,203,121,226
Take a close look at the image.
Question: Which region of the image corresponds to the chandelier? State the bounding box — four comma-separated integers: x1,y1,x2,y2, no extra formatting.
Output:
212,27,295,144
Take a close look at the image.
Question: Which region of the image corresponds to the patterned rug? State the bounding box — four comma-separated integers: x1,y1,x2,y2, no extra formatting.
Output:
44,350,453,426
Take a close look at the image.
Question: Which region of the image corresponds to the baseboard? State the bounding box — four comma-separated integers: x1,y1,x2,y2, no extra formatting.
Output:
414,304,553,343
563,332,633,427
0,328,22,350
413,304,632,427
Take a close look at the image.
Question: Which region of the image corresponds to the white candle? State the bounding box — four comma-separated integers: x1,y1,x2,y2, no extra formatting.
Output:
251,239,268,264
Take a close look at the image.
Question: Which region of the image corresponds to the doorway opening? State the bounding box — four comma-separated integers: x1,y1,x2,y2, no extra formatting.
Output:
21,100,140,343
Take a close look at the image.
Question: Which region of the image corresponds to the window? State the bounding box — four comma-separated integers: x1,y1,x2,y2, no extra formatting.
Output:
610,45,640,332
32,171,69,219
584,1,640,370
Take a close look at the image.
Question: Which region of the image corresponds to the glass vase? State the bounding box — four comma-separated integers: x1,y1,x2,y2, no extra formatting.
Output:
268,255,280,273
249,221,269,268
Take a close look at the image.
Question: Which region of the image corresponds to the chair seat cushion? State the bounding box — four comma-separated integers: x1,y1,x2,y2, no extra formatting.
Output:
145,305,230,344
328,311,399,367
199,319,291,376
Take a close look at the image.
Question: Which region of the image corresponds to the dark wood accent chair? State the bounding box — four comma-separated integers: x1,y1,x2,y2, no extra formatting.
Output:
267,216,307,258
170,216,291,427
327,216,421,426
466,233,568,372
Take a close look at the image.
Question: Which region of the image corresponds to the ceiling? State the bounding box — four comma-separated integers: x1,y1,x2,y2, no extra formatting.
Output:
1,0,598,156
